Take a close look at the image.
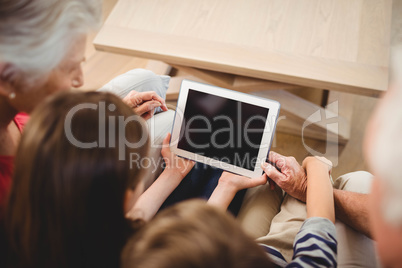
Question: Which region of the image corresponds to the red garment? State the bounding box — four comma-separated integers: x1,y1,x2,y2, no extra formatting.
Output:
0,113,29,216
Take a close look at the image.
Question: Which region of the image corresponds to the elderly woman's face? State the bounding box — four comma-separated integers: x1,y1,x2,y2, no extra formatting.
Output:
8,35,87,113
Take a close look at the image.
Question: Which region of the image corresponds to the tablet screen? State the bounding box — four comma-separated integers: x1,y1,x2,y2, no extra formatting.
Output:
177,89,269,171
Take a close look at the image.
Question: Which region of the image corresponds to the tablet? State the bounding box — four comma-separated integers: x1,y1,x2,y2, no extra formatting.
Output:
170,80,280,178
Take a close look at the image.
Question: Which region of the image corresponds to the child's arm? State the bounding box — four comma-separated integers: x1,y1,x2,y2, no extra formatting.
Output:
208,172,267,210
286,156,337,267
302,156,334,222
127,133,195,221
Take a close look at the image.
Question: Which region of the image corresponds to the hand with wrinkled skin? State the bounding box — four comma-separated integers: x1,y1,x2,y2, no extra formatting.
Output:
261,151,308,202
123,90,168,120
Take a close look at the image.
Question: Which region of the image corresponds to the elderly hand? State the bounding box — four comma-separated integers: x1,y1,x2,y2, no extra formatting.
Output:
261,151,308,202
123,90,168,120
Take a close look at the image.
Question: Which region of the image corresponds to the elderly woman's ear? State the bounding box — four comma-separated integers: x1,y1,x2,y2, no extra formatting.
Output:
0,63,20,97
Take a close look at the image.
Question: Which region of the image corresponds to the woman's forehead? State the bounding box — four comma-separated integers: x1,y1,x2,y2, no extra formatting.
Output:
61,35,87,64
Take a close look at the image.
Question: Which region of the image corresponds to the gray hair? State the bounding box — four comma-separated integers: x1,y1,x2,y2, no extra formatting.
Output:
0,0,101,84
369,46,402,226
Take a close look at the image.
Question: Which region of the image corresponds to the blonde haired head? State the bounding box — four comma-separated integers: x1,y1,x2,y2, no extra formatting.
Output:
122,200,274,268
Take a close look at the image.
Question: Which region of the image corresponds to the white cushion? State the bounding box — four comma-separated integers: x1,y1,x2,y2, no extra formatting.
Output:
98,68,170,113
143,109,175,189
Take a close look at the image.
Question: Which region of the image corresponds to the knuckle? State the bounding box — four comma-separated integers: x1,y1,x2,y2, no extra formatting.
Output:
265,168,274,176
277,157,286,165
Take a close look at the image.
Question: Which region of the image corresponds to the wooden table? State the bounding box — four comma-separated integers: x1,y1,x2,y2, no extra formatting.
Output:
94,0,392,144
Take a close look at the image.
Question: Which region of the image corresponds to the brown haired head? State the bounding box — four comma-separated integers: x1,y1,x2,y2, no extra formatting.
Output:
5,91,149,268
122,200,274,268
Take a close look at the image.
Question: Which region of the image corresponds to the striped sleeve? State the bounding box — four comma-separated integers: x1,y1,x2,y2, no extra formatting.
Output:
259,244,288,268
289,217,337,268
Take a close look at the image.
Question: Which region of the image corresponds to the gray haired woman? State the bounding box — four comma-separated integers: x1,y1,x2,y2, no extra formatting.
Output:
0,0,101,214
0,0,167,215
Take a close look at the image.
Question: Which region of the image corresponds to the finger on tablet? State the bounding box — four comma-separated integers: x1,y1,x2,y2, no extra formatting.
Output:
250,174,268,188
163,133,171,146
268,151,287,170
161,133,172,157
261,162,286,185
